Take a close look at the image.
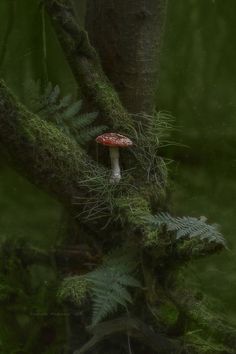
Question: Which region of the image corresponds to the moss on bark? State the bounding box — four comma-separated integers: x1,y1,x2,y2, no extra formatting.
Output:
44,0,133,132
0,79,85,207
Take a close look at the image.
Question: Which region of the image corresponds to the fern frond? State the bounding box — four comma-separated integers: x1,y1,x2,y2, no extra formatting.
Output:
72,112,98,129
86,250,141,325
37,82,60,115
92,296,119,325
22,80,107,146
146,212,226,246
59,250,141,325
58,94,72,109
116,274,141,287
63,100,82,119
47,84,60,105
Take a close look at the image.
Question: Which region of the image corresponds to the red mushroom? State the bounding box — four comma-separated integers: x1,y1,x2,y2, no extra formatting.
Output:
96,133,133,183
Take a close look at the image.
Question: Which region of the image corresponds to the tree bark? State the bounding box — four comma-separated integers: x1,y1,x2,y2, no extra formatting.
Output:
44,0,133,132
0,80,83,208
86,0,168,115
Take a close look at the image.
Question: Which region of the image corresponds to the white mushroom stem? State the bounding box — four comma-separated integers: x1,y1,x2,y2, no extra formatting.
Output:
109,147,121,183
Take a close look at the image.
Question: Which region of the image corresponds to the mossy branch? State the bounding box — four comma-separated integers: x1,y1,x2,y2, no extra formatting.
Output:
169,287,236,350
0,79,90,207
0,80,226,259
0,80,153,235
44,0,133,131
173,237,224,262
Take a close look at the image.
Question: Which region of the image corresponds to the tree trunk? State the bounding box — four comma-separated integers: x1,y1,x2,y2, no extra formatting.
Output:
86,0,168,115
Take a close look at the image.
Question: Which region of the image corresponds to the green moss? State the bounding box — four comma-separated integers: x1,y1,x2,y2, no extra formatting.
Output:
89,71,131,131
0,80,86,206
115,193,151,226
58,276,88,305
157,302,179,327
184,332,234,353
45,0,133,132
143,229,160,247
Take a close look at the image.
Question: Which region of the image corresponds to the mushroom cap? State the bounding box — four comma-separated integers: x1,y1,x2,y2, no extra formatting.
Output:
96,133,133,148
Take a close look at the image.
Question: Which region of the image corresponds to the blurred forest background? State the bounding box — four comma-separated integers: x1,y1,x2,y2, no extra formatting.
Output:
0,0,235,352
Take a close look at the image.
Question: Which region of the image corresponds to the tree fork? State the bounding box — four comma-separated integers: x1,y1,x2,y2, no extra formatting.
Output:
86,0,168,115
44,0,133,131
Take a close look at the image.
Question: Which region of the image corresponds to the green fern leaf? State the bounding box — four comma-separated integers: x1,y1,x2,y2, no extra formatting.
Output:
146,212,226,246
22,80,107,146
57,250,141,325
77,125,107,145
116,274,141,287
92,297,118,325
86,250,141,325
64,100,82,119
72,112,98,129
57,94,72,109
47,84,60,105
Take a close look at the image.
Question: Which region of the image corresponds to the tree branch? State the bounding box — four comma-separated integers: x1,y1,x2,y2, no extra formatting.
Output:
0,79,87,208
169,287,236,350
0,80,225,258
74,316,181,354
44,0,133,131
0,80,154,234
173,238,224,262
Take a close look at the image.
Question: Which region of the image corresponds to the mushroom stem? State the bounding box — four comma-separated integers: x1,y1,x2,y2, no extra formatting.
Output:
109,147,121,183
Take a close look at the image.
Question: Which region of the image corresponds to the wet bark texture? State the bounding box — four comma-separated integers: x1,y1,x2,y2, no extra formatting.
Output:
86,0,168,115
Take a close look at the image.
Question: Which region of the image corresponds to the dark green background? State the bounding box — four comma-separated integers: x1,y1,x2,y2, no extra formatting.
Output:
0,0,235,351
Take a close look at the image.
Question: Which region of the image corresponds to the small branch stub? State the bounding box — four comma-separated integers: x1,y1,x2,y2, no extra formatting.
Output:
95,133,133,183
